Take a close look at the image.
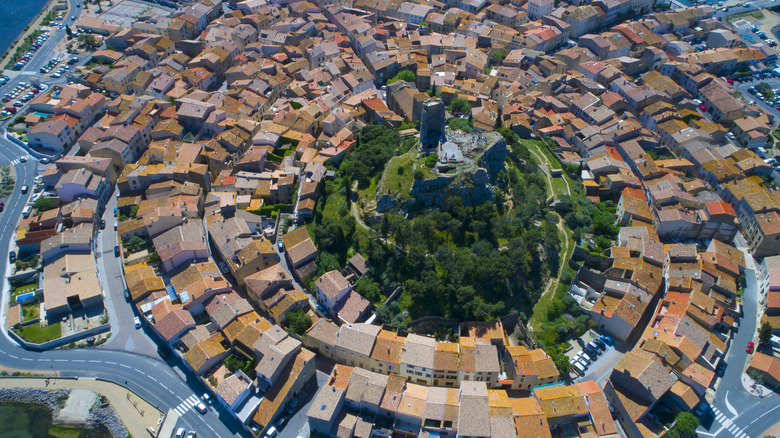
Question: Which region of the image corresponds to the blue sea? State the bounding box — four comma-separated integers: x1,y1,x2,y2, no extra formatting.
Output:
0,0,50,55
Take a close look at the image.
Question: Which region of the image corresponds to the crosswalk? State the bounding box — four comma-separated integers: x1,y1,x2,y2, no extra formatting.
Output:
173,394,200,416
711,405,750,438
9,156,32,165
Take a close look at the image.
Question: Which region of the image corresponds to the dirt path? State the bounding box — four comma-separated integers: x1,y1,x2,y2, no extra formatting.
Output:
350,181,370,232
525,143,576,330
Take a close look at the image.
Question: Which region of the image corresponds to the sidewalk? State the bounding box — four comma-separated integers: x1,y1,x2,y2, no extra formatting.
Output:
0,0,63,73
0,375,164,438
741,372,775,397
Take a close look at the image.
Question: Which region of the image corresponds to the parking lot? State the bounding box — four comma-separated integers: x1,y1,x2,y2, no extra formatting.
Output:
732,74,780,117
96,0,173,27
565,330,624,385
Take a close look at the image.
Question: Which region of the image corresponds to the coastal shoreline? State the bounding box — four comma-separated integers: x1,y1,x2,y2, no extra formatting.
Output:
0,0,60,74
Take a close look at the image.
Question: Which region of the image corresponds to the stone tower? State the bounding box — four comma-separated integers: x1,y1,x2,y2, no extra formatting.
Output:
419,98,445,151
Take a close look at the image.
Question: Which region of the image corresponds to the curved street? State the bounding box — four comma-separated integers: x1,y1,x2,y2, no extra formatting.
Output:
698,234,779,438
0,1,248,432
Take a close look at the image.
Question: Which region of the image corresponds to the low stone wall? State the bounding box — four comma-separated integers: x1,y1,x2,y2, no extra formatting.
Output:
8,323,110,351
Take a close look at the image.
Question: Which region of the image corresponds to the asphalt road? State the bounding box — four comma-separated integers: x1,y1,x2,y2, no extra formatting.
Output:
733,77,780,118
0,4,247,434
0,134,248,438
697,235,780,438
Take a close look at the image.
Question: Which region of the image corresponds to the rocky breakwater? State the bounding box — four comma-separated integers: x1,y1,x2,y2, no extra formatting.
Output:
0,387,70,413
88,398,129,438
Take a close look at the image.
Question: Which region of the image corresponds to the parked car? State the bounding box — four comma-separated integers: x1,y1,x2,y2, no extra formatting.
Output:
100,219,106,230
277,240,284,251
9,251,16,263
593,338,607,350
195,401,208,414
265,426,278,438
175,428,186,438
114,245,120,257
134,316,142,329
747,341,755,353
124,289,130,302
40,157,49,164
588,341,602,354
571,361,585,374
219,261,229,273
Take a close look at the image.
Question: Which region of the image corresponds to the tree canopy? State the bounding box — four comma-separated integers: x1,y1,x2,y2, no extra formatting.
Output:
286,309,312,335
448,98,471,116
387,70,416,84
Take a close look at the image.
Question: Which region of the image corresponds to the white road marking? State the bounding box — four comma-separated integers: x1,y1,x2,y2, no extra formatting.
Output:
21,357,32,361
137,370,146,376
750,404,780,425
725,391,739,417
106,361,116,365
88,360,100,363
206,423,216,434
54,359,67,362
148,376,157,382
729,424,738,433
39,359,50,362
716,412,725,422
8,354,17,359
160,383,168,391
119,364,131,369
174,406,185,416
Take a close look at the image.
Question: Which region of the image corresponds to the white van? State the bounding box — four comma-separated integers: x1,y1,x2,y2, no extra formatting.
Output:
572,361,585,375
22,205,32,218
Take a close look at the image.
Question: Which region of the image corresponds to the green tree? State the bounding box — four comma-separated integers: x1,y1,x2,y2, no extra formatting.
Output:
286,309,312,335
759,321,773,345
449,117,473,133
424,153,438,168
355,277,382,302
127,236,145,251
224,354,246,373
129,204,139,218
34,197,51,212
448,98,471,115
387,70,416,84
492,50,507,64
666,412,699,438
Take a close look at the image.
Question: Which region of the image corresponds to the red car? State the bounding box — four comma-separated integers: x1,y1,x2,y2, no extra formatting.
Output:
698,104,707,111
727,79,734,84
747,341,755,353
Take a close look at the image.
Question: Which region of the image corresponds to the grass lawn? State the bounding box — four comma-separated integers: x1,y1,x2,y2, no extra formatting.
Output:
358,176,378,203
11,282,37,300
520,139,562,170
21,303,38,322
14,322,61,344
380,150,416,200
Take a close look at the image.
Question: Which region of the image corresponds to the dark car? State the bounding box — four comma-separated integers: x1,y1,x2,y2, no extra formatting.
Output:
114,245,120,257
715,361,726,377
124,289,130,302
583,344,596,356
593,338,607,350
100,219,106,230
9,251,16,263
